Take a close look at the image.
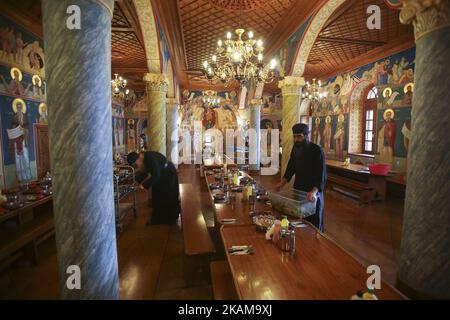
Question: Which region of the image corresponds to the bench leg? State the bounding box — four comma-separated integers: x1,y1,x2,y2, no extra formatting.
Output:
24,240,39,266
183,253,211,288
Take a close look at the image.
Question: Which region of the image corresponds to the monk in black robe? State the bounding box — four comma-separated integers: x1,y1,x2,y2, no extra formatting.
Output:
275,123,327,232
127,151,181,225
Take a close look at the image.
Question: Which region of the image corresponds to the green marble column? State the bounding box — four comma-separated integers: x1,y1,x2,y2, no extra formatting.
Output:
143,73,168,155
398,0,450,299
279,76,305,175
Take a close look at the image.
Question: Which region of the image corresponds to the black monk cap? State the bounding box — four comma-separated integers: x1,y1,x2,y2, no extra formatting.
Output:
292,123,309,136
127,152,139,165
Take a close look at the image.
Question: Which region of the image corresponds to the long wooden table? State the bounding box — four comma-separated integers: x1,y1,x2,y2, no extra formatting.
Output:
221,224,403,300
205,171,260,226
204,169,405,300
326,159,393,201
0,195,53,225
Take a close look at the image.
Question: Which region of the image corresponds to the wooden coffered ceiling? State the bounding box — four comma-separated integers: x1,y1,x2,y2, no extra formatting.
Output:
110,0,148,91
303,0,414,79
178,0,296,70
153,0,321,89
1,0,415,92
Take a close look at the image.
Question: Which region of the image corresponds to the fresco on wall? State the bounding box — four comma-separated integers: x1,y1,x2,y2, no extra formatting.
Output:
0,95,39,186
313,48,415,118
377,107,411,161
274,16,312,77
112,104,126,155
180,91,242,131
310,48,415,172
0,15,45,78
0,65,46,101
0,15,46,188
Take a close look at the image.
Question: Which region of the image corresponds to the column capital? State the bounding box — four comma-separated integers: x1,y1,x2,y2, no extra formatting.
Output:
278,76,305,96
143,73,168,92
400,0,450,41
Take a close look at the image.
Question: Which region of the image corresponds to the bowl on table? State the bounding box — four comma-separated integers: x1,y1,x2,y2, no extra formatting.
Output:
368,164,390,176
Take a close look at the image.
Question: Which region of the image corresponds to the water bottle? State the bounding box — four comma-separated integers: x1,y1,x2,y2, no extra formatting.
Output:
289,227,296,255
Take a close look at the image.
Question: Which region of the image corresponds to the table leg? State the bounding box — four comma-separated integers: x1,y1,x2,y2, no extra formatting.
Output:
368,176,387,201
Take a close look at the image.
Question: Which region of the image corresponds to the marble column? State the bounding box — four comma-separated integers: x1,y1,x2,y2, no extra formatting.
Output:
278,76,305,175
143,73,168,155
42,0,119,299
398,0,450,299
166,98,179,167
249,99,262,172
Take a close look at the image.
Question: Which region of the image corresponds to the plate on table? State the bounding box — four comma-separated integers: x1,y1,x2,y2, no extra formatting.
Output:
209,183,221,190
231,186,243,192
240,177,253,185
213,193,227,203
252,213,276,231
26,195,38,202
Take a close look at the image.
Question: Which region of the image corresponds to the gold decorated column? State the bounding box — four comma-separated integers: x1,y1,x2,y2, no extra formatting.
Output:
143,73,168,155
398,0,450,299
279,76,305,175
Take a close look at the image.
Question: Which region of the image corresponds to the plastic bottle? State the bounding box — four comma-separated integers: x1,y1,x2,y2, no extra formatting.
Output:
233,172,239,186
280,216,289,229
362,287,378,300
272,220,281,243
246,181,253,200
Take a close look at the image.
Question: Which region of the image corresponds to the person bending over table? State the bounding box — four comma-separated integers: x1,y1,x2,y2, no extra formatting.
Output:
127,151,181,225
275,123,327,232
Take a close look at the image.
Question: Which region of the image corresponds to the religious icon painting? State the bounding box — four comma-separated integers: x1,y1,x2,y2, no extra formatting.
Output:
403,82,414,94
382,87,393,98
38,103,48,124
383,108,395,120
10,67,23,81
12,97,27,114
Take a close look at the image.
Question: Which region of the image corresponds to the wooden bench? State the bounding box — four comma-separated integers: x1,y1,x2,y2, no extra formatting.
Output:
327,174,375,205
180,183,215,286
210,260,238,300
0,211,54,268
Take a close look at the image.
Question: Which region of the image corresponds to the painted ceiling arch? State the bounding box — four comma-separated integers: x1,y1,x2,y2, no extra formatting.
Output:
133,0,161,73
291,0,347,77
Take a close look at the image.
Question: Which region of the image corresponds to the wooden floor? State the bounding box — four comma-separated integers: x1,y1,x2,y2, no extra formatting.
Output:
0,165,404,299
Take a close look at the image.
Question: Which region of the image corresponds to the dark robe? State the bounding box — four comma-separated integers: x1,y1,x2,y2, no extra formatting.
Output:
283,142,327,232
136,151,181,225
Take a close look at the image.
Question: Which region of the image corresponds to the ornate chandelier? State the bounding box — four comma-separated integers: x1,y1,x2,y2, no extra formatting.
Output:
202,28,277,86
302,78,327,101
111,73,129,98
